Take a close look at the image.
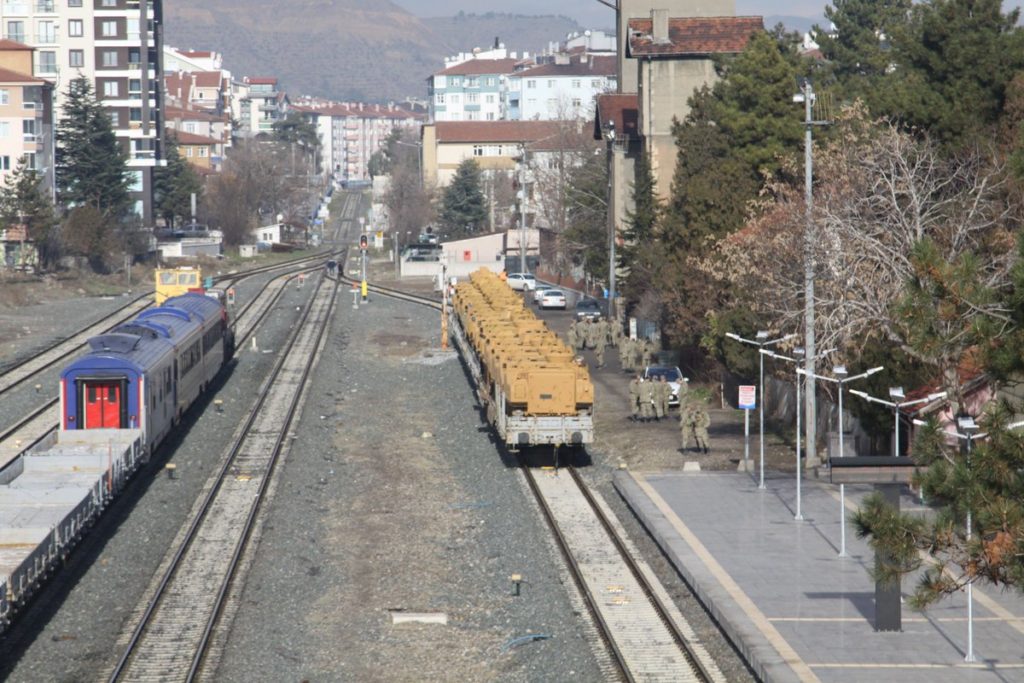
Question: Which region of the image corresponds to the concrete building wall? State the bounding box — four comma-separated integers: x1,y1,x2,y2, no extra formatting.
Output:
616,0,734,93
638,57,717,199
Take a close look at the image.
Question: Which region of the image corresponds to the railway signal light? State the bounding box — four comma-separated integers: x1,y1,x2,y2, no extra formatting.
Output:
359,234,368,250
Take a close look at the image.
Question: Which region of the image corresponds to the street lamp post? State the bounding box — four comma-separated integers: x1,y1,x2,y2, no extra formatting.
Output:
603,119,616,321
762,346,834,520
518,143,529,274
798,364,883,556
727,331,796,489
848,389,948,457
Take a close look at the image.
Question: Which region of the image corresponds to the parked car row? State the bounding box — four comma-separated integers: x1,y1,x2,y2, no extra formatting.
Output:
508,272,607,315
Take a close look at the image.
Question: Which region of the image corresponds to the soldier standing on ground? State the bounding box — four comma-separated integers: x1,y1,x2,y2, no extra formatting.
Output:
693,400,711,454
628,374,641,421
567,320,579,351
594,323,607,369
679,400,694,451
641,338,656,368
619,336,633,372
655,376,669,420
631,337,644,371
638,377,655,422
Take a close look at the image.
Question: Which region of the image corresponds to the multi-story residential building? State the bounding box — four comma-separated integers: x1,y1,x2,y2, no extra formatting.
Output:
166,127,217,173
164,69,228,114
0,39,52,190
506,54,615,121
0,0,164,222
164,104,227,171
427,55,522,122
232,76,287,138
163,46,221,73
291,99,422,183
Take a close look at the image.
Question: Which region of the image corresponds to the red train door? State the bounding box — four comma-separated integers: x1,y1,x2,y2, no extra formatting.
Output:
84,381,122,428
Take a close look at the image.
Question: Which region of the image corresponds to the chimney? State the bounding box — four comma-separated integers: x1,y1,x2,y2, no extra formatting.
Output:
652,9,669,44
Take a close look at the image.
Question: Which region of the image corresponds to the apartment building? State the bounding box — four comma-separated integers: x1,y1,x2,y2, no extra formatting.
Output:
0,0,164,222
291,99,422,183
0,39,52,189
427,55,521,123
506,54,615,121
164,104,226,171
232,76,287,138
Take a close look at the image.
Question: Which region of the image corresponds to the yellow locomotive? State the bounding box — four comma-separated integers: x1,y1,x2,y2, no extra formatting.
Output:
154,266,204,305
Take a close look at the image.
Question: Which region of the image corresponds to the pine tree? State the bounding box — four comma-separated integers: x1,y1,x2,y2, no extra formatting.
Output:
0,159,59,269
618,151,659,301
438,158,487,239
154,137,203,229
882,0,1024,150
55,76,131,217
815,0,911,100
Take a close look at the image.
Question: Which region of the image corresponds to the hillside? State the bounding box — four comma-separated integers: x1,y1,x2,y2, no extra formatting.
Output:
164,2,580,102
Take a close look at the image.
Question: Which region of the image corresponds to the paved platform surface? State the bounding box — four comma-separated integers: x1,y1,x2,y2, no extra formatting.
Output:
615,469,1024,683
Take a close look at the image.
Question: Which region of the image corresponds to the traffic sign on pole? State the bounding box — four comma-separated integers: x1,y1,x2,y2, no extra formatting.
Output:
738,385,756,410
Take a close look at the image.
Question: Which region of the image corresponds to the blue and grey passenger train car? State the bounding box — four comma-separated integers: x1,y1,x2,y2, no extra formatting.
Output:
59,292,232,455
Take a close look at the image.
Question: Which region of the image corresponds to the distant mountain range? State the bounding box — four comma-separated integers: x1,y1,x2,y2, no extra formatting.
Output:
164,1,579,102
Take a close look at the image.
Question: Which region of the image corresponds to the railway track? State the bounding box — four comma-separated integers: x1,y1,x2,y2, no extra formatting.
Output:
107,272,338,682
354,281,727,683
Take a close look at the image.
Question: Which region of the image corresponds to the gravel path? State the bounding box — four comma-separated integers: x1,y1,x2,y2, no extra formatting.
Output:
214,292,605,682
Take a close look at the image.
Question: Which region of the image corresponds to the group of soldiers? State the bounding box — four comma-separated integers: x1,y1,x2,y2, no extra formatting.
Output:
567,317,621,368
618,336,658,373
626,375,711,453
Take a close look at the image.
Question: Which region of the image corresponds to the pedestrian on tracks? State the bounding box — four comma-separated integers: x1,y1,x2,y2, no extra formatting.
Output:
628,374,641,421
638,377,655,422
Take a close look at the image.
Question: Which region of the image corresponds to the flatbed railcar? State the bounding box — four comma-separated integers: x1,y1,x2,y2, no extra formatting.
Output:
449,269,594,447
0,292,233,631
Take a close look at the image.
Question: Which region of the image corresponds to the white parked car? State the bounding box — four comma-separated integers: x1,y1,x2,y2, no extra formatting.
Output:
540,289,567,310
643,366,688,407
533,285,554,304
507,272,536,291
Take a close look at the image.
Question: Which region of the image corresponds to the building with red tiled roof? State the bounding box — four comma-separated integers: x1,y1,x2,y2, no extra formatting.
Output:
623,10,764,201
290,99,423,182
428,48,527,123
506,54,617,121
164,105,229,171
167,127,221,171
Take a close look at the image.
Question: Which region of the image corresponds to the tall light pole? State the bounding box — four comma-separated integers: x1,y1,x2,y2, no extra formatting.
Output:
848,389,948,457
799,364,883,556
727,331,796,489
603,118,616,320
956,415,979,664
762,346,834,520
793,80,828,469
519,143,528,274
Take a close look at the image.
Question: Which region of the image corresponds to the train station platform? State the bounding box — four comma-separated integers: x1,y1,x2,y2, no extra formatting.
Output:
614,469,1024,683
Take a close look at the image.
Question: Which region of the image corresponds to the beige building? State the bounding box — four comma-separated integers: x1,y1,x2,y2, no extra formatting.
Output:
627,13,763,199
0,39,50,189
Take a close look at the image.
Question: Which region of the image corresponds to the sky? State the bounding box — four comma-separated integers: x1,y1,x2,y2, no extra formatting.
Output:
395,0,1023,28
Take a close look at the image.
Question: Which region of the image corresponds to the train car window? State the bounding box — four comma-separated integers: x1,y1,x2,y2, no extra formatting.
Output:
108,386,117,402
88,386,96,403
159,272,176,285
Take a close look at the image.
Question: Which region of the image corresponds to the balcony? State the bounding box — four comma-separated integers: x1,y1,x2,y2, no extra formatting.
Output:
1,1,28,14
3,32,24,43
35,32,57,44
35,0,54,12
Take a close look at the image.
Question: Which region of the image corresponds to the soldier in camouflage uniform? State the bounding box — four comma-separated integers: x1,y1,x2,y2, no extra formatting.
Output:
638,377,655,422
594,321,607,369
679,400,695,451
654,376,670,420
567,321,579,351
693,401,711,454
628,374,641,421
631,338,644,371
641,339,657,368
619,337,634,372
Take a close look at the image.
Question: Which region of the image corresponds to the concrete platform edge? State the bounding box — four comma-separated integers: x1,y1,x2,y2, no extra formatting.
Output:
613,470,801,683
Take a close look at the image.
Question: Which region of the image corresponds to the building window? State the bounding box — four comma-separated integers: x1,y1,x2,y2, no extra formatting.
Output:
547,80,555,88
126,17,139,40
108,111,118,126
36,51,56,75
69,49,84,67
101,20,117,37
128,78,140,95
129,107,142,122
485,94,494,104
0,156,10,171
591,79,601,87
68,19,82,37
435,93,444,105
128,48,140,64
451,77,461,86
0,122,8,137
183,121,196,133
486,77,495,86
5,21,24,43
0,89,8,105
198,146,208,157
103,80,119,97
466,92,478,103
572,79,581,88
450,94,459,104
101,50,118,67
486,112,495,121
185,146,193,157
466,76,478,87
572,98,582,108
101,0,116,6
37,20,56,43
68,0,82,6
526,80,536,89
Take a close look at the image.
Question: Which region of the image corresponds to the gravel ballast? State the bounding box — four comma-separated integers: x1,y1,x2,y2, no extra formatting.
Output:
214,292,604,681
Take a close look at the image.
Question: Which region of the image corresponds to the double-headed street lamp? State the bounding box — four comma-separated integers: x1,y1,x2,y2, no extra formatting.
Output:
798,364,884,556
727,331,796,489
849,388,948,457
761,346,834,521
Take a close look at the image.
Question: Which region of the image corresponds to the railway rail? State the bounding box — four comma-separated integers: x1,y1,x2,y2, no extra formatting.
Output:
352,279,727,683
107,272,338,681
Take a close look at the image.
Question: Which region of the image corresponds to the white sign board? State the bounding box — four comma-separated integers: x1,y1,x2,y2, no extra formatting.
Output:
738,385,756,410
